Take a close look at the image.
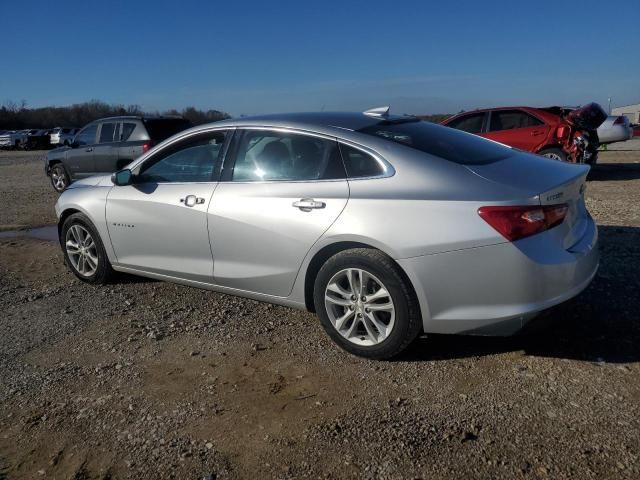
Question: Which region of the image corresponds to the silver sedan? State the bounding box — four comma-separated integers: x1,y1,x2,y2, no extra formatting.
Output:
54,109,599,359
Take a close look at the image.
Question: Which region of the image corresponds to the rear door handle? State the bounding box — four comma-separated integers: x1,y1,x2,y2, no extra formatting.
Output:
292,198,326,211
180,195,205,207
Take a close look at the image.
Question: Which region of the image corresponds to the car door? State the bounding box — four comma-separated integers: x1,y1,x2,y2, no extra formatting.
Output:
93,121,120,174
208,128,349,297
106,129,232,282
483,109,549,151
65,123,98,179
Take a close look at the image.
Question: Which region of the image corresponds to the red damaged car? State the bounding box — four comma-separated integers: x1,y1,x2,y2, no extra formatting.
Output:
442,103,607,164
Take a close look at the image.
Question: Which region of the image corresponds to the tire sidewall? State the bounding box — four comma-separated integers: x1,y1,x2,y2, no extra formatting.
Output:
61,213,111,284
313,250,418,359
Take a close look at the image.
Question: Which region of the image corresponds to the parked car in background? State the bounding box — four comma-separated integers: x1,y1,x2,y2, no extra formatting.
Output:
25,129,53,150
0,130,29,149
50,127,79,146
597,115,633,144
442,103,606,164
53,109,598,359
632,124,640,137
45,116,192,192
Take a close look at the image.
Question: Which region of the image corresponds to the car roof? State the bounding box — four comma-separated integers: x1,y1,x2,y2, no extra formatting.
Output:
193,111,406,137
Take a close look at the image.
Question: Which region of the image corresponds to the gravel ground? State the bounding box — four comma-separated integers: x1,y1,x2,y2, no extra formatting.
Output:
0,150,639,479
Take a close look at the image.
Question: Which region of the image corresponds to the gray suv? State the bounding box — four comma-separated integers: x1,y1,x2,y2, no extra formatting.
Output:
45,116,192,192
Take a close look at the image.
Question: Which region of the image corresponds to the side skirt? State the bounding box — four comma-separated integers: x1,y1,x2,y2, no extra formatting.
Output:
112,265,308,311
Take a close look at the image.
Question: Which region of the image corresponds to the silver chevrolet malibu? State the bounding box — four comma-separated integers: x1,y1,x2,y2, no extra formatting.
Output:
55,108,599,359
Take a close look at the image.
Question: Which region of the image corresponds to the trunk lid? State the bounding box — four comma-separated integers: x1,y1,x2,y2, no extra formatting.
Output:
466,151,590,249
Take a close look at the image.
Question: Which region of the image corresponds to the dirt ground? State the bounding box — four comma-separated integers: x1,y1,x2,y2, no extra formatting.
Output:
0,150,639,479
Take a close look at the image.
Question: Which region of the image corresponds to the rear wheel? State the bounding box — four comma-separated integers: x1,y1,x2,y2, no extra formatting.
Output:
313,248,421,359
50,163,70,192
539,147,567,162
61,213,114,284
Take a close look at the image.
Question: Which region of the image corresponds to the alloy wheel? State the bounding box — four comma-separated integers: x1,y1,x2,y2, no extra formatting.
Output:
543,152,563,161
324,268,395,346
52,167,67,191
65,224,99,277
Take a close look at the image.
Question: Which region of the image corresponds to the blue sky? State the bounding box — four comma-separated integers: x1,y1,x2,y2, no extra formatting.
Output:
1,0,638,116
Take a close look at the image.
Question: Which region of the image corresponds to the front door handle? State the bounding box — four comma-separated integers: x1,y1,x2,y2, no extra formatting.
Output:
292,198,326,211
530,130,544,136
180,195,205,207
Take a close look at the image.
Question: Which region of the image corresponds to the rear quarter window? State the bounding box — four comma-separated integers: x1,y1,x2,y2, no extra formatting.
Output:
120,123,137,141
339,144,386,178
358,120,513,165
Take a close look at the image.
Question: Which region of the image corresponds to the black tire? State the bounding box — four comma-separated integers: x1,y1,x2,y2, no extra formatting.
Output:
61,213,115,284
539,147,567,162
50,163,70,192
313,248,421,360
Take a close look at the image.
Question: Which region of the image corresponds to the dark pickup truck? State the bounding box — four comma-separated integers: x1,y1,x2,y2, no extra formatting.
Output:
45,115,192,192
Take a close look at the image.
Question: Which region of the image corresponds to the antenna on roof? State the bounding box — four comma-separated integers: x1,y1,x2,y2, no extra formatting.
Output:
363,106,390,118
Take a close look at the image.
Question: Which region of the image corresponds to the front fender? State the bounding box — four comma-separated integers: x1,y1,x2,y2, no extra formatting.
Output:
56,186,117,263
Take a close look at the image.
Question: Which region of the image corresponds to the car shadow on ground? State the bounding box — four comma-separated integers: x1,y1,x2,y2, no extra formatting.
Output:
588,162,640,181
116,272,159,284
401,225,640,364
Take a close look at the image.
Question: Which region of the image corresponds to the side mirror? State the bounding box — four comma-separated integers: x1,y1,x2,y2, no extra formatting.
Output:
112,169,133,186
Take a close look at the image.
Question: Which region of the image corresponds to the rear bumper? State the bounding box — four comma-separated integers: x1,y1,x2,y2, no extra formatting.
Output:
398,217,599,335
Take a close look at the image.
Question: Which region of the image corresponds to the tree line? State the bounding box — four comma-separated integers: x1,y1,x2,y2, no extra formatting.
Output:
0,100,231,130
0,100,452,131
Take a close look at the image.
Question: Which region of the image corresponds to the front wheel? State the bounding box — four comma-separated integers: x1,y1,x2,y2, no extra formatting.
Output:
539,147,568,162
50,163,70,192
313,248,421,359
61,213,114,284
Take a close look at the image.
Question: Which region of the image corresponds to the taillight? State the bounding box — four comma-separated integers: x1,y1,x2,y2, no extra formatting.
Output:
613,116,626,125
478,204,568,241
142,142,151,153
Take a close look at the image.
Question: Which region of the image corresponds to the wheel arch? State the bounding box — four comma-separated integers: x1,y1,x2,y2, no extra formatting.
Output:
57,208,82,241
303,241,422,325
536,144,566,154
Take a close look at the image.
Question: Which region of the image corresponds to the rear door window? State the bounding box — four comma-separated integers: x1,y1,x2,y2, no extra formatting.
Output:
230,130,345,182
446,113,486,134
99,122,117,143
489,110,544,131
